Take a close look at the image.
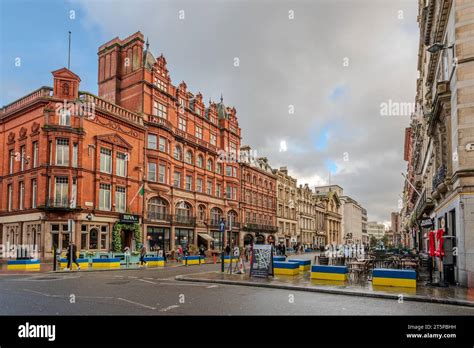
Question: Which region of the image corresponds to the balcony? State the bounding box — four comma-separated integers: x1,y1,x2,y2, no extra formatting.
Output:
148,115,173,131
243,221,278,233
432,164,448,196
172,215,196,226
415,189,435,219
40,198,79,211
206,219,240,230
146,212,171,222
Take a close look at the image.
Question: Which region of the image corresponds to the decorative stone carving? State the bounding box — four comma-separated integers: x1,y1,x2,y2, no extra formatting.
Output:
31,122,40,134
7,132,15,143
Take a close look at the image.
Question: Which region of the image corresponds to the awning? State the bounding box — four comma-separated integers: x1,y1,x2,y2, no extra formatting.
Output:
198,233,215,242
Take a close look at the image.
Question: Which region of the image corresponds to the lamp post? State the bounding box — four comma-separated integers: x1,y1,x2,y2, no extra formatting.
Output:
220,218,225,272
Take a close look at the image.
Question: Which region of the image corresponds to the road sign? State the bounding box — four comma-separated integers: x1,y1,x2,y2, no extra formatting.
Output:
219,221,225,232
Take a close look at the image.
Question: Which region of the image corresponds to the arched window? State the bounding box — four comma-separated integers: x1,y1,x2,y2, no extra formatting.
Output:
246,174,250,182
215,163,222,174
174,145,182,160
148,197,168,220
175,201,192,223
227,210,238,227
253,176,257,184
259,178,262,186
89,228,99,249
198,205,206,222
210,207,223,224
207,158,213,171
197,154,204,168
185,150,193,164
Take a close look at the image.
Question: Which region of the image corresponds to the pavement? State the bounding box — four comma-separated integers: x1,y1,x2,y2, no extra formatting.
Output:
1,263,473,315
1,252,473,314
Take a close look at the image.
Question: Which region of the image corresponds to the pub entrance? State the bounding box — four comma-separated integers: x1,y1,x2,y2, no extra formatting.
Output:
121,226,135,251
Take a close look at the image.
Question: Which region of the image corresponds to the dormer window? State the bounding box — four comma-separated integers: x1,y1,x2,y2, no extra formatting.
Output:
155,77,167,92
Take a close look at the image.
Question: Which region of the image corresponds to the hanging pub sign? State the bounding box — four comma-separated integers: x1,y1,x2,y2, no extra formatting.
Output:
420,218,434,229
250,244,274,278
119,214,139,224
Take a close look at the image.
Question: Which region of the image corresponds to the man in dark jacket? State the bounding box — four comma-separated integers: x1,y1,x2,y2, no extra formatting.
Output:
66,242,80,270
281,243,286,257
225,244,231,256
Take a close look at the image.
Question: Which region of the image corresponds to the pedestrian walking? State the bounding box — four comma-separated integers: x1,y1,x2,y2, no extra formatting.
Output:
66,242,80,270
225,243,231,256
281,243,286,257
139,245,147,266
199,244,206,258
177,245,183,262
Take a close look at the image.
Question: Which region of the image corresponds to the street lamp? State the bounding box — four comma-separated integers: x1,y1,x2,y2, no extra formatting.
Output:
427,42,454,54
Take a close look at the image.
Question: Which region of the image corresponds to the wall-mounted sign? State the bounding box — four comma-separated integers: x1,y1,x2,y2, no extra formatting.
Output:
119,214,139,224
420,218,434,229
84,201,94,207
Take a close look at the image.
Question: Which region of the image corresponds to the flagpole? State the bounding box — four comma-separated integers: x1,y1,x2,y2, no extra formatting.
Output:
130,183,144,206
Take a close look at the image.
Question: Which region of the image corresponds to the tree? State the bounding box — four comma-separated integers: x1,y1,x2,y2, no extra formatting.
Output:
381,235,389,249
369,236,377,249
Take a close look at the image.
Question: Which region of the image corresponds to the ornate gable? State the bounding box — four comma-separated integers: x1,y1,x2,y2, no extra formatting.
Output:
96,133,132,149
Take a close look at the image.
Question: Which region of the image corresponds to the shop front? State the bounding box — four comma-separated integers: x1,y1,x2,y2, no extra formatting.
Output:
175,228,194,248
147,226,171,252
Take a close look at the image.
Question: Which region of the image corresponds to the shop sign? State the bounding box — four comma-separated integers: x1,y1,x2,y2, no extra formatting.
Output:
119,214,139,224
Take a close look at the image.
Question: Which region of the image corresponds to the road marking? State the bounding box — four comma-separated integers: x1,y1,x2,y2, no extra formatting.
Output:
206,285,218,288
144,277,154,280
128,276,138,279
138,278,157,285
117,297,156,310
22,289,54,297
160,304,180,312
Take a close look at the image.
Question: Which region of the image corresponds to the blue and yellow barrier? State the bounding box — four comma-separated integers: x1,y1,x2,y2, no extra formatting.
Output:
92,258,121,268
144,256,165,267
372,268,416,288
273,256,286,262
7,259,41,271
311,265,348,281
223,255,238,264
288,259,311,271
183,255,204,265
59,258,88,270
274,261,299,275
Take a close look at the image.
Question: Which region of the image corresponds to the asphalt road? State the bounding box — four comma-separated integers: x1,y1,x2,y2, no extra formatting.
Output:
0,263,473,315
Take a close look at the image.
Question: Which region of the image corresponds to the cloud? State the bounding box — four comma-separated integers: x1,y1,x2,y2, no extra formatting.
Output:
73,0,418,222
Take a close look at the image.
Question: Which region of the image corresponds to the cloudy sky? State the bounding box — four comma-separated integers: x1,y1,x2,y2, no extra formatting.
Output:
0,0,419,224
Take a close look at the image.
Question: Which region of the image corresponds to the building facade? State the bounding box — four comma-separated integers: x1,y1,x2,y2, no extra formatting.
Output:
240,146,278,246
314,185,342,245
274,167,298,247
401,0,474,287
97,32,243,252
296,183,316,247
340,195,364,245
367,222,385,241
361,208,369,245
0,68,145,260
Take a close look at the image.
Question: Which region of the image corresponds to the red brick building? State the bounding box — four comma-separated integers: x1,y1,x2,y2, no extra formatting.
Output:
239,146,278,245
0,68,145,260
0,31,245,260
97,32,241,252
